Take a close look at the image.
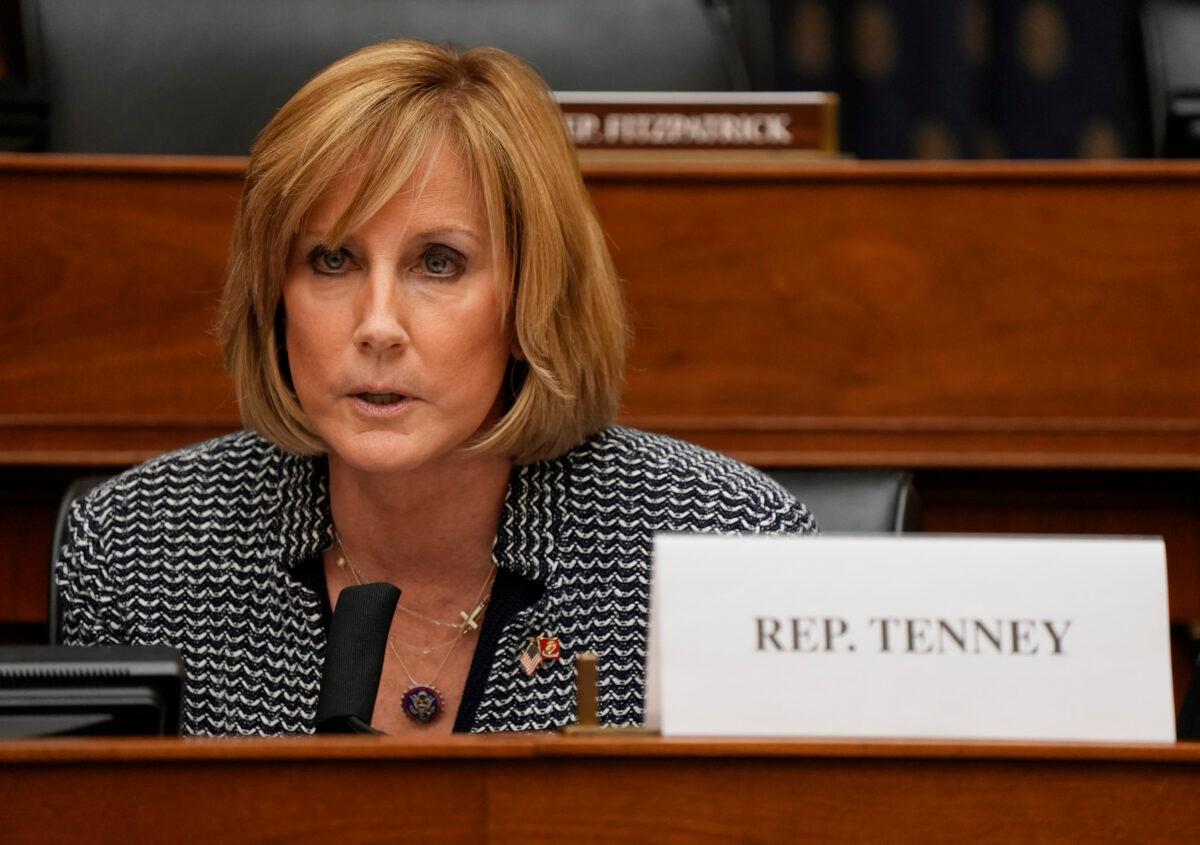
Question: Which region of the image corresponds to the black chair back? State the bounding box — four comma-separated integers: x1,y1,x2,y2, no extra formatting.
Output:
0,0,48,150
1140,0,1200,156
764,470,919,533
33,0,758,155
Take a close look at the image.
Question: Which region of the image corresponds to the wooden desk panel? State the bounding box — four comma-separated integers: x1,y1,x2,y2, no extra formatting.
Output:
0,156,240,445
1,155,1199,653
2,156,1199,468
595,163,1200,468
2,736,1200,843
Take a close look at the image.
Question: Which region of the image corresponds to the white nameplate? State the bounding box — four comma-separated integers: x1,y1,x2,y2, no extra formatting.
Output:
646,535,1174,742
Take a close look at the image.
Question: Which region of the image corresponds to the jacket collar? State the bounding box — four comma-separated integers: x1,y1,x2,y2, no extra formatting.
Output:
273,442,571,584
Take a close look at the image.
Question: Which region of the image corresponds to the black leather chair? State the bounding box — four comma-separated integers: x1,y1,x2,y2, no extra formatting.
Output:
30,0,762,155
47,475,112,645
1140,0,1200,157
764,470,920,534
0,0,48,150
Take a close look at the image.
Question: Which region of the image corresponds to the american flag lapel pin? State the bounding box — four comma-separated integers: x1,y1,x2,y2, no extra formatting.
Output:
519,637,543,676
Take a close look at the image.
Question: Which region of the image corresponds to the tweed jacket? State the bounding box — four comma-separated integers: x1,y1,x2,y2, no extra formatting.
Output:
57,426,817,735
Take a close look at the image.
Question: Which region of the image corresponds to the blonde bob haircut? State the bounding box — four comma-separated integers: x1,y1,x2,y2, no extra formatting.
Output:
219,39,626,465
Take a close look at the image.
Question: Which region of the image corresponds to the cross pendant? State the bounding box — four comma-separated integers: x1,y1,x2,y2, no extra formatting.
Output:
459,605,483,634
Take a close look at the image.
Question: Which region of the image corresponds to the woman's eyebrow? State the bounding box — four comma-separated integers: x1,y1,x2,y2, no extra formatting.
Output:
293,225,481,246
412,224,482,244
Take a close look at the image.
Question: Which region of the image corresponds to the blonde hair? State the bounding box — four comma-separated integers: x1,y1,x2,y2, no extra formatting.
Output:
218,39,626,465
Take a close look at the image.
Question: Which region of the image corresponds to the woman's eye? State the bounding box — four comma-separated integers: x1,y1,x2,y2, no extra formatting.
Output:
308,245,352,275
420,245,465,279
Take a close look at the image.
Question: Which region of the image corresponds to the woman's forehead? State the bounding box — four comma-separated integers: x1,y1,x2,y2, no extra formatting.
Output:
301,139,488,239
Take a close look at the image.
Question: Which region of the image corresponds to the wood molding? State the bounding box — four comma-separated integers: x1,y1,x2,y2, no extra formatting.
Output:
4,736,1200,843
7,152,1200,181
3,734,1200,763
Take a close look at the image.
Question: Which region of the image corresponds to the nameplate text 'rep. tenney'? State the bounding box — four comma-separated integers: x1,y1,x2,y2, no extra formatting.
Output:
645,535,1174,742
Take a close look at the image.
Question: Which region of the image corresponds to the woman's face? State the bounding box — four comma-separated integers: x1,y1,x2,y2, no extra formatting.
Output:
282,142,512,477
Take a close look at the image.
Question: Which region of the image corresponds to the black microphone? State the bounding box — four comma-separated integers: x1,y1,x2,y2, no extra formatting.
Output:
315,582,400,734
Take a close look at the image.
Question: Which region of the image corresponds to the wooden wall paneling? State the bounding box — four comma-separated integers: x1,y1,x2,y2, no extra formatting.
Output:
591,165,1200,468
2,156,1200,468
0,157,243,462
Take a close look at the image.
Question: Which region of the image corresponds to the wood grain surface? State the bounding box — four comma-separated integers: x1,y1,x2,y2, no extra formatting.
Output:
2,735,1200,843
2,155,1199,468
2,155,1199,678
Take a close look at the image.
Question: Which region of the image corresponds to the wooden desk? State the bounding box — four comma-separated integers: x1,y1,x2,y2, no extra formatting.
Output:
2,735,1199,842
1,155,1198,665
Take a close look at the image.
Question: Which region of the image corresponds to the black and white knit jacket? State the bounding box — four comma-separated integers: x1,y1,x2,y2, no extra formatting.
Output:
57,426,816,735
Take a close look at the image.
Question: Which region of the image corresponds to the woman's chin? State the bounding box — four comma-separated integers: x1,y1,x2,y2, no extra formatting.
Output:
326,427,482,477
327,430,435,476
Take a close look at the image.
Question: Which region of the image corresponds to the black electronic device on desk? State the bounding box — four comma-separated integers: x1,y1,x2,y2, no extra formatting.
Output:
0,645,184,737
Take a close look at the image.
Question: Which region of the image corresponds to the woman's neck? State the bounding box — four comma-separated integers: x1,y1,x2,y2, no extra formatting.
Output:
327,451,512,592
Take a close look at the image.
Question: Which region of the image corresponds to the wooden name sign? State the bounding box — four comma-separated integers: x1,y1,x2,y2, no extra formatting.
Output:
646,535,1175,742
555,92,838,156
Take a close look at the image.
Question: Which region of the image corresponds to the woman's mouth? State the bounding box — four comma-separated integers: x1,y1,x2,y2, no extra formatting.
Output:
357,392,405,405
349,392,413,417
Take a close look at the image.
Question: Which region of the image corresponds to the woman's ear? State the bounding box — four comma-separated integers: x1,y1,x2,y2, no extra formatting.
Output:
510,338,526,361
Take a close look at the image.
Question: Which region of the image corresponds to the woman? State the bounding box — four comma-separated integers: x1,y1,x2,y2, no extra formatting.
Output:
57,40,816,736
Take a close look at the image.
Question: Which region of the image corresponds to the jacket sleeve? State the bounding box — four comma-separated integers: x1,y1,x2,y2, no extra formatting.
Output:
709,463,819,537
55,494,126,645
753,479,819,536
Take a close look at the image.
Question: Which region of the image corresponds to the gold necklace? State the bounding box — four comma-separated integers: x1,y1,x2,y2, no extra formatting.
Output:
333,528,495,636
332,528,496,725
392,630,461,657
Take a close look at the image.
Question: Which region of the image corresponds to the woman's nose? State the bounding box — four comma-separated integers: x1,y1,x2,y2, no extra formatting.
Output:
352,269,409,352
